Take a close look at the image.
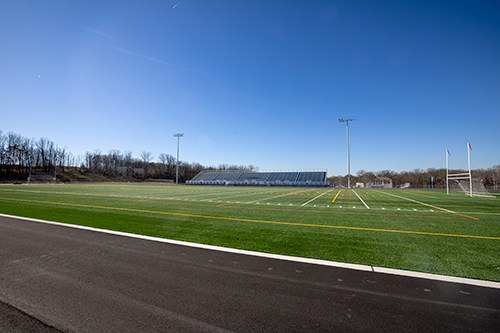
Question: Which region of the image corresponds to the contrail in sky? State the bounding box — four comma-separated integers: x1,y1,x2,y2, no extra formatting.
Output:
112,46,217,77
81,27,117,39
172,0,184,9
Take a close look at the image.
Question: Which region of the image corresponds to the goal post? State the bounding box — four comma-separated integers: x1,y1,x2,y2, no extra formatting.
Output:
446,143,493,198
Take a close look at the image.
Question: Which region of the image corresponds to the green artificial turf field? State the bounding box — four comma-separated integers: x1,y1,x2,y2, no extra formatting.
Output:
1,183,499,281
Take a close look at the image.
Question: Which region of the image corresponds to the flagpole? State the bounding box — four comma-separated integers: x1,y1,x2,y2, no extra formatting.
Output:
468,143,472,197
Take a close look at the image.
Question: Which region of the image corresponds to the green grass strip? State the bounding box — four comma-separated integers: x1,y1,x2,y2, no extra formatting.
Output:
2,196,499,241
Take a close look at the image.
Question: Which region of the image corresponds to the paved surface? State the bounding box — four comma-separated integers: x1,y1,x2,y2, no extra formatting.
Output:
1,215,499,333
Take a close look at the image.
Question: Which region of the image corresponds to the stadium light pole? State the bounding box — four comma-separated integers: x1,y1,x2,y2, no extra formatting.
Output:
338,117,356,188
174,133,184,185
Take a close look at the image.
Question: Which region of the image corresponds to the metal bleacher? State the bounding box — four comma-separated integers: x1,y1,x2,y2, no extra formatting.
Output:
297,172,325,182
267,172,298,182
213,172,241,182
194,172,219,181
187,170,331,187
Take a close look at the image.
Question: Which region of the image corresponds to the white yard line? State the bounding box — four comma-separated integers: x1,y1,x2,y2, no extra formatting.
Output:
301,189,334,207
374,190,479,220
352,189,370,209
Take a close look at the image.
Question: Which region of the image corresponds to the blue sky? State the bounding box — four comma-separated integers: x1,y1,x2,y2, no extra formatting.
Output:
1,0,499,176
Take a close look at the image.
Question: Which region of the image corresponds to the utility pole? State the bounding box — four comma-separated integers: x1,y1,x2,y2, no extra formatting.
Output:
338,117,356,188
174,133,184,185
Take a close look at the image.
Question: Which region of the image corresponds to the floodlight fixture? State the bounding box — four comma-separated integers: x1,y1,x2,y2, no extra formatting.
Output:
174,133,184,185
338,117,356,188
338,117,356,123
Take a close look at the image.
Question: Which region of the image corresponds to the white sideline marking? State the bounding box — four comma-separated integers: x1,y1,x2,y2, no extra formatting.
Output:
352,189,370,209
301,189,334,206
1,213,499,289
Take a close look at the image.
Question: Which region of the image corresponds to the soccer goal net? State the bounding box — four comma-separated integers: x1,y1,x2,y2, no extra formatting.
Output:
366,176,393,189
447,177,494,198
446,143,494,198
28,175,55,184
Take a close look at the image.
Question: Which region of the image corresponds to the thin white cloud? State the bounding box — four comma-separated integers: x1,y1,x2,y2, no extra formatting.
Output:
82,27,117,39
172,0,185,9
112,46,216,77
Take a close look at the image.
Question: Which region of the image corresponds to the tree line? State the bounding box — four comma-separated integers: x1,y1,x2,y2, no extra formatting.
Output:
82,150,256,182
0,130,256,182
327,167,500,189
2,130,498,187
0,131,71,175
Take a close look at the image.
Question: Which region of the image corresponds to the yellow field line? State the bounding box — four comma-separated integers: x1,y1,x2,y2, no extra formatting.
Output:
301,189,334,206
1,196,497,240
332,190,342,203
375,190,479,220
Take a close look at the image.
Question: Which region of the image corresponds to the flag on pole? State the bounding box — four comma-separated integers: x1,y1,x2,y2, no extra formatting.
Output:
446,150,451,156
468,143,472,150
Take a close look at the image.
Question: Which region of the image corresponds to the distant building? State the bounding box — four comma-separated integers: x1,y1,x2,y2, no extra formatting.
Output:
366,176,393,189
116,167,144,176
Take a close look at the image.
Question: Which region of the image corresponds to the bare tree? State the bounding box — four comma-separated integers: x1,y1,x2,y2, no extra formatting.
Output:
123,151,133,167
490,165,500,189
140,151,154,164
158,153,168,169
0,131,6,174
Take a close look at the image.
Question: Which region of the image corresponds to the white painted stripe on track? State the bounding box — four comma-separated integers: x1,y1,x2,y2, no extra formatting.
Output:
1,213,499,289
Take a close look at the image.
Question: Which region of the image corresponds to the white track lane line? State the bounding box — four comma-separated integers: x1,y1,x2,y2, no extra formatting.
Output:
301,189,334,207
352,189,370,209
1,213,499,289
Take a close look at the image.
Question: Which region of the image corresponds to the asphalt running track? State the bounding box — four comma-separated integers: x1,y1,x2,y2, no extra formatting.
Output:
1,215,499,333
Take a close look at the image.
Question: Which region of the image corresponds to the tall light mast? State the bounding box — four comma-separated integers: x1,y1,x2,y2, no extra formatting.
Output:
338,117,356,188
174,133,184,185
